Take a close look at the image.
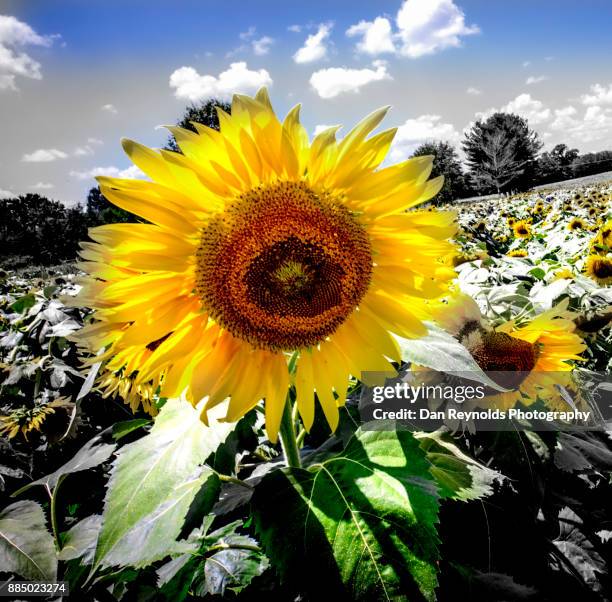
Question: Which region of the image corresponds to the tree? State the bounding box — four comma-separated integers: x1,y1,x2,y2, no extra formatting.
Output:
463,113,542,194
537,143,579,184
411,141,468,203
0,194,87,267
86,187,136,226
571,150,612,178
165,98,232,152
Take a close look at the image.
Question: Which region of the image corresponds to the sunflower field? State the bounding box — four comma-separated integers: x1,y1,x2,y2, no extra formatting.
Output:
1,91,612,601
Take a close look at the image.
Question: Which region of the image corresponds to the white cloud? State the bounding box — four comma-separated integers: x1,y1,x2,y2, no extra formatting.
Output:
101,103,118,114
502,94,551,124
228,28,274,57
522,60,531,68
22,148,68,162
252,36,273,56
31,181,53,190
239,26,256,41
0,187,14,199
309,60,391,99
550,106,577,130
549,104,612,146
466,86,481,95
478,93,551,125
169,62,272,102
293,23,332,64
288,25,302,33
346,17,395,55
87,137,103,145
73,145,94,157
526,75,548,85
70,165,146,181
390,114,461,160
581,83,612,106
0,15,56,91
346,0,478,59
395,0,479,58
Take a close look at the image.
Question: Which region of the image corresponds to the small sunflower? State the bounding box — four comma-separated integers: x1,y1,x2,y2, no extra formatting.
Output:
512,220,531,238
568,217,586,231
585,255,612,285
430,295,585,410
552,268,574,281
507,248,528,257
507,217,517,227
474,301,586,409
73,88,457,441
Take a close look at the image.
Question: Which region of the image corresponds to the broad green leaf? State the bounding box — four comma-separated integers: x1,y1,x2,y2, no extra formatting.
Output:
415,431,503,501
58,515,102,564
554,507,605,591
102,468,219,569
10,293,36,314
158,520,267,599
554,432,612,473
93,398,235,572
197,534,268,596
13,432,116,496
0,501,57,581
252,429,440,601
395,322,507,391
112,418,151,440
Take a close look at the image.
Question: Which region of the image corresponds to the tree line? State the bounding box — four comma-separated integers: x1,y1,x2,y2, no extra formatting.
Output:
2,100,611,267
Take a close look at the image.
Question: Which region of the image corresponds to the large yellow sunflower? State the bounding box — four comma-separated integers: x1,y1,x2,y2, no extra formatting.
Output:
73,88,457,441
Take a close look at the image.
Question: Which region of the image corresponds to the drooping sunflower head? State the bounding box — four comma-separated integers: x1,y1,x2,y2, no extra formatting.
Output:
457,301,585,409
512,220,531,239
74,88,457,440
585,254,612,285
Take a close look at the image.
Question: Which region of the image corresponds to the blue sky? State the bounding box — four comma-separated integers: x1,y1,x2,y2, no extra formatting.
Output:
1,0,612,204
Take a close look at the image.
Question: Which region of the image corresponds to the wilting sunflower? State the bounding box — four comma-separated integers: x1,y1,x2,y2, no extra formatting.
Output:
73,88,457,441
0,398,73,440
432,294,586,410
512,220,531,238
585,254,612,285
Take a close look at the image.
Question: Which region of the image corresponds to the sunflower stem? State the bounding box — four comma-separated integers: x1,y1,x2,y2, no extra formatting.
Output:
279,395,301,468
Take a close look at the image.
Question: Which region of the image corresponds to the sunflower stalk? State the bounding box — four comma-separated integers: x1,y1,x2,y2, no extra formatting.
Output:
279,393,301,468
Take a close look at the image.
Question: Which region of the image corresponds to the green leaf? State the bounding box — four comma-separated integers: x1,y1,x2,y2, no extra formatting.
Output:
10,293,36,314
92,398,235,572
112,418,151,440
252,429,440,601
0,501,57,581
13,432,116,496
58,515,102,564
415,431,503,501
197,534,269,596
158,520,268,599
554,507,605,591
102,468,218,569
395,322,507,391
528,267,546,280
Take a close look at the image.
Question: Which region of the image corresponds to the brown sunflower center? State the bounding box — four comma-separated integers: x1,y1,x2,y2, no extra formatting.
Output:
591,257,612,279
462,325,538,389
195,181,372,351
